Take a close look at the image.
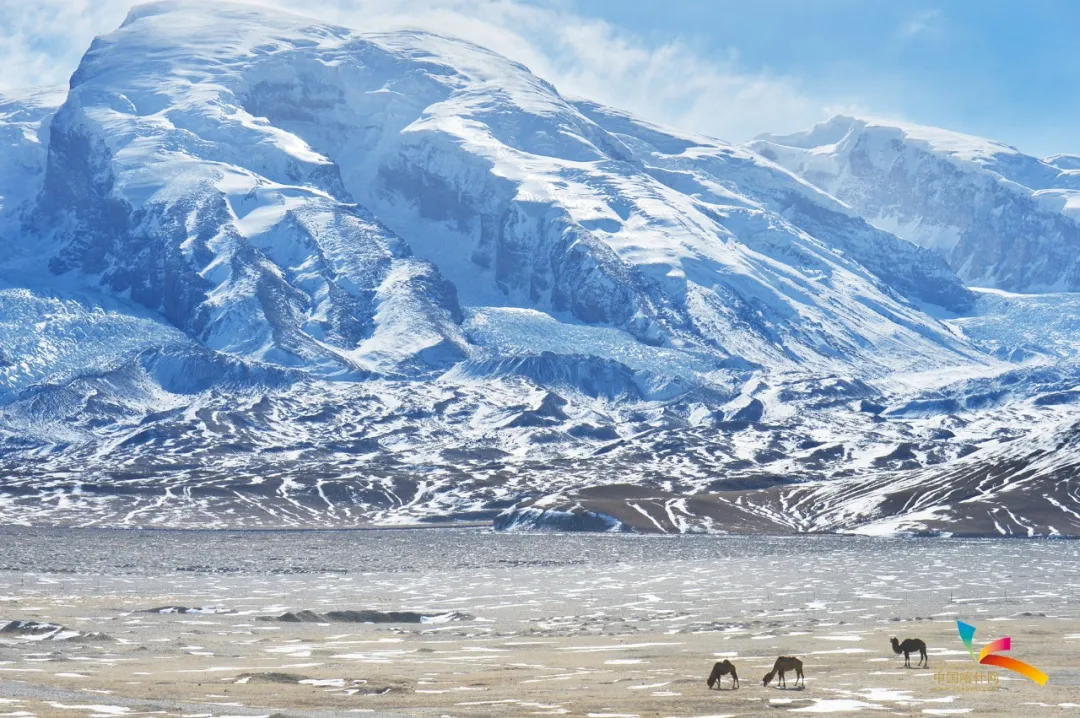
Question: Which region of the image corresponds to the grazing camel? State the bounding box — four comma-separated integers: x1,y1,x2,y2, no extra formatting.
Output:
706,659,739,689
890,637,928,668
762,656,804,688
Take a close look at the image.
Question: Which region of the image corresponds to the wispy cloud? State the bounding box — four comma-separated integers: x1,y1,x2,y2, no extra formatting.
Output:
0,0,849,142
0,1,129,90
899,8,945,40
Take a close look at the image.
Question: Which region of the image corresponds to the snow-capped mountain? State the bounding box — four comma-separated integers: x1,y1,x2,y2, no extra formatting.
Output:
1,1,1078,536
27,1,981,378
750,115,1080,292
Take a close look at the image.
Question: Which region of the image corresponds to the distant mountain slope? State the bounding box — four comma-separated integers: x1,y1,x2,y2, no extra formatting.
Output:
572,101,973,313
749,115,1080,292
0,87,64,258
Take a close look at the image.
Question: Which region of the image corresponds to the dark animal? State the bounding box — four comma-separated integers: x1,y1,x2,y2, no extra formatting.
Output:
762,656,804,688
890,637,928,668
706,659,739,689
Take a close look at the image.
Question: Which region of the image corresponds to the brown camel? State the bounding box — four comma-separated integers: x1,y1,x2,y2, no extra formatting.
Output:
706,659,739,689
762,656,804,688
890,637,928,668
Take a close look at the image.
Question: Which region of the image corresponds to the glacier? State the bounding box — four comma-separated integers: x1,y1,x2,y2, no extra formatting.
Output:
1,0,1079,536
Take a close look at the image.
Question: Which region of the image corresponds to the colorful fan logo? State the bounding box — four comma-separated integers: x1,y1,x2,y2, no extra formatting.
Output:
956,620,1048,685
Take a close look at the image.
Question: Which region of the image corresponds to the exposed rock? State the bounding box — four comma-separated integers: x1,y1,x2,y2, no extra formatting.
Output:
261,610,472,624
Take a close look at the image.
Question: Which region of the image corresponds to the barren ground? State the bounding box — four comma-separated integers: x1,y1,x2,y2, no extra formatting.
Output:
1,529,1077,717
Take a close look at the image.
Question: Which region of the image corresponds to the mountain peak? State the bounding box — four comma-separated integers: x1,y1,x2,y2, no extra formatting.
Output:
759,113,1025,164
751,114,1080,289
755,114,865,149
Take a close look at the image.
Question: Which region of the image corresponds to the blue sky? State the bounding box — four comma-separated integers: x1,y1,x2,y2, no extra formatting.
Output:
2,0,1076,156
564,0,1079,157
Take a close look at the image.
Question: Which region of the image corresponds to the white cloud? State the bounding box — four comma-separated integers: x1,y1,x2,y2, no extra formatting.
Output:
0,1,130,89
0,0,848,142
899,9,945,41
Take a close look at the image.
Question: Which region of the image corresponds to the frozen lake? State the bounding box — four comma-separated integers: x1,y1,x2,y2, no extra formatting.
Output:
4,528,1080,626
